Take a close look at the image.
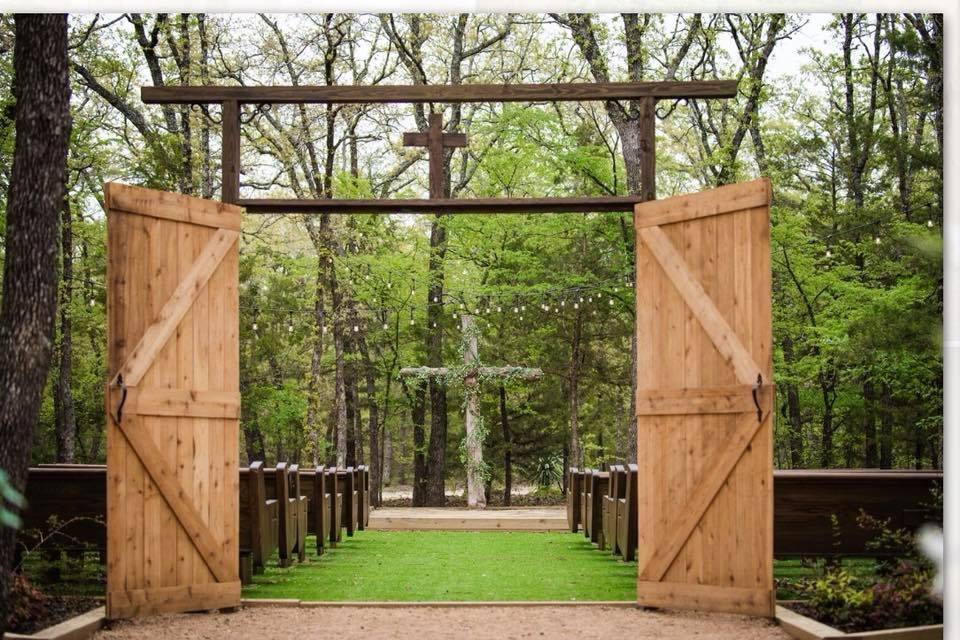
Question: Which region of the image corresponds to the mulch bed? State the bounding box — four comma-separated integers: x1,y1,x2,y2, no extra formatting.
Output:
10,595,101,635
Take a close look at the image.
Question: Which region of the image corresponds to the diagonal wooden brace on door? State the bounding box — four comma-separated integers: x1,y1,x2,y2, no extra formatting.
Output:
110,227,239,388
639,406,771,581
638,225,763,386
112,410,234,583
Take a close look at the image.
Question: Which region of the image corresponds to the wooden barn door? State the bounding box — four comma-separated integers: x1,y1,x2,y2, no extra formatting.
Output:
104,183,241,619
634,178,774,616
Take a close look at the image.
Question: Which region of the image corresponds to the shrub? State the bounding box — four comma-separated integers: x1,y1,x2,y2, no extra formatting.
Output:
6,573,47,630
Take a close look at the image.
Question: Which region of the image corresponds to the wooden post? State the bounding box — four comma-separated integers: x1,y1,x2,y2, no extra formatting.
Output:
639,96,656,202
221,99,240,203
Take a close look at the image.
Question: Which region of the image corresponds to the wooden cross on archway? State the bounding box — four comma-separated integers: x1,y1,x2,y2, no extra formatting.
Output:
403,112,467,199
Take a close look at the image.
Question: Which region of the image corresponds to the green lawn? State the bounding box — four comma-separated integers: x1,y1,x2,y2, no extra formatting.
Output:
242,530,638,601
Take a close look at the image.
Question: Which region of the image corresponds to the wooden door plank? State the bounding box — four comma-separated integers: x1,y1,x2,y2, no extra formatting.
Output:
638,225,762,386
107,581,241,620
636,580,772,617
114,228,238,387
105,182,242,231
114,413,234,584
635,385,772,415
634,178,771,229
126,388,240,419
639,409,770,582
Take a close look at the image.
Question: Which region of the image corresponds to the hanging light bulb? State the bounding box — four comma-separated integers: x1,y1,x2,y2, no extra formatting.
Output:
386,282,392,288
433,296,439,303
927,219,934,228
322,325,328,334
579,297,584,303
513,306,519,314
410,318,415,326
874,235,881,245
252,321,258,331
608,299,614,306
353,324,360,332
382,322,389,330
432,322,437,328
89,298,96,307
459,302,465,309
453,312,458,319
496,306,502,312
588,297,593,303
560,300,565,307
825,248,832,258
574,303,579,310
521,305,526,312
519,315,524,321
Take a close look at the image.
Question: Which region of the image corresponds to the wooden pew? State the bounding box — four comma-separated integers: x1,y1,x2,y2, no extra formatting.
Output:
239,461,279,573
274,462,299,566
289,464,309,562
326,466,342,546
616,464,638,561
357,465,370,529
566,468,583,533
603,465,625,555
304,465,328,555
581,468,592,540
338,467,359,536
19,465,106,558
774,470,942,557
586,470,609,546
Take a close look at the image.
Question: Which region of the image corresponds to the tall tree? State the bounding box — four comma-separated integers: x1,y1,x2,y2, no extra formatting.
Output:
0,13,71,632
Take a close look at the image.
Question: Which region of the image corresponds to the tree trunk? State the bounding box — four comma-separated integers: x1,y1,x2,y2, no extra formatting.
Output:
54,196,76,463
305,250,326,465
382,424,393,486
0,14,70,633
411,383,428,506
863,379,878,467
424,215,449,506
568,307,583,467
461,314,485,509
879,383,893,469
500,384,511,506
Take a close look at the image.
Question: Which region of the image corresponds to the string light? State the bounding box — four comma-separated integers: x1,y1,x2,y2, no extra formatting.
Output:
353,324,359,332
874,235,881,245
825,248,832,258
927,220,934,228
89,298,96,307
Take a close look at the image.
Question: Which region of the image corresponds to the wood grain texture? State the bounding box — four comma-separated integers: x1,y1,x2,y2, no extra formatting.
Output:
237,196,644,214
104,182,242,230
106,184,240,619
141,80,739,104
634,178,772,228
634,178,773,617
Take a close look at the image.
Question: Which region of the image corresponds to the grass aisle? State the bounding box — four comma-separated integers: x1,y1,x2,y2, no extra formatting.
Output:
242,531,638,601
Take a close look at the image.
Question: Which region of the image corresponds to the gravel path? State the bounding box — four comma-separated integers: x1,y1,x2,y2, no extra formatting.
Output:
95,605,791,639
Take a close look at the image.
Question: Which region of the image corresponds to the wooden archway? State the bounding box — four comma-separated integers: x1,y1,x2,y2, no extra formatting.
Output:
104,79,772,620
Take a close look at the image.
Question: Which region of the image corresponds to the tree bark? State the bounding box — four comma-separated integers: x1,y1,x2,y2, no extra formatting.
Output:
54,196,76,463
568,307,583,467
500,384,512,506
0,14,70,633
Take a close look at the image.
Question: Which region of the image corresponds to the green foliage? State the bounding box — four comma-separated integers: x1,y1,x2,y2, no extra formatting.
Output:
0,468,25,529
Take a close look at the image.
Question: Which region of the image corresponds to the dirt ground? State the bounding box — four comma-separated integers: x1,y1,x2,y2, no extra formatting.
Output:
94,605,792,639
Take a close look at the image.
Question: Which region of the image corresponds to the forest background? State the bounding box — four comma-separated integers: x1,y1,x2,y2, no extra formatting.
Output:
0,12,942,506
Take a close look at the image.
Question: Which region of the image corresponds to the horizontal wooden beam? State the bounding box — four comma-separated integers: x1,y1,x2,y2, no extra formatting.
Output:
238,196,644,214
141,81,738,105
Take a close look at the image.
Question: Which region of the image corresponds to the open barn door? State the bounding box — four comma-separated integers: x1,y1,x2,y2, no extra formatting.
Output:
634,178,774,616
104,183,241,619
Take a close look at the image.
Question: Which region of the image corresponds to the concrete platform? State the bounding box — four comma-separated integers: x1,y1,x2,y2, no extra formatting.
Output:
368,507,568,531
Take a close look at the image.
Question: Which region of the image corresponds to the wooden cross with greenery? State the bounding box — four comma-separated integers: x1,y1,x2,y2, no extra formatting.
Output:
400,314,542,509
